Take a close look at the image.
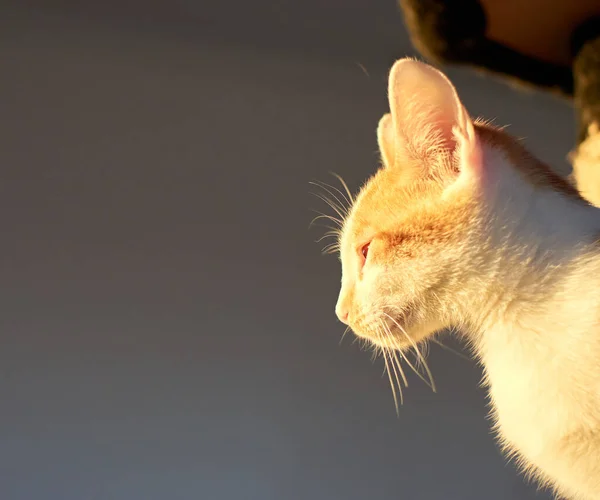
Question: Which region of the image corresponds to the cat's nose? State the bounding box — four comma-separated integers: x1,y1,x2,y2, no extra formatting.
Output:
335,305,349,325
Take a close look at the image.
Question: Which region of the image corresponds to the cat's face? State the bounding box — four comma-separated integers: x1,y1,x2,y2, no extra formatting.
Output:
335,59,483,349
334,59,586,350
336,159,476,349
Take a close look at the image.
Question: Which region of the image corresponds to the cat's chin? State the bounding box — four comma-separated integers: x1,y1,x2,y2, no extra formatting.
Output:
352,314,441,351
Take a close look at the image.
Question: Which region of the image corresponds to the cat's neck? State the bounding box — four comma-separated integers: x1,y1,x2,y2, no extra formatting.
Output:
458,138,600,344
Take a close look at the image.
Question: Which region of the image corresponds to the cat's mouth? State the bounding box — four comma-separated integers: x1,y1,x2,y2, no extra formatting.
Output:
351,307,417,349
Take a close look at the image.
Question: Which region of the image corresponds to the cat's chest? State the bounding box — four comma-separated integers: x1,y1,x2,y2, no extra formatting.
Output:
480,330,577,459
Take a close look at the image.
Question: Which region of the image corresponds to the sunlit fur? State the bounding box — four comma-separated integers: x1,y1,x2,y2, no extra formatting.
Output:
334,58,600,499
572,122,600,209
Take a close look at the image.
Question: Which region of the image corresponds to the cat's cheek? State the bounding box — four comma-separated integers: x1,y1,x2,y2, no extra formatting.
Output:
356,268,379,306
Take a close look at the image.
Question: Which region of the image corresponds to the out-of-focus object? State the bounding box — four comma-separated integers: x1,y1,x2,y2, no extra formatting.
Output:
398,0,600,146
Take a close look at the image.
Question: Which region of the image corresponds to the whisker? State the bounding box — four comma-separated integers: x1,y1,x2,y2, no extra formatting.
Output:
380,321,408,388
315,233,339,244
430,338,471,361
369,343,380,363
312,179,352,211
322,243,340,255
387,348,408,394
316,230,340,241
381,320,432,389
379,322,406,407
354,61,371,79
398,349,434,390
309,176,354,257
309,212,343,229
376,325,401,413
339,326,352,346
418,339,430,361
383,312,437,393
310,181,350,217
408,343,437,393
391,351,409,390
382,349,400,414
330,172,355,205
386,351,403,413
310,192,346,222
316,234,340,251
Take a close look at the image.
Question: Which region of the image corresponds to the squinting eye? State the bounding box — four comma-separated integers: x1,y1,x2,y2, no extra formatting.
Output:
361,242,370,259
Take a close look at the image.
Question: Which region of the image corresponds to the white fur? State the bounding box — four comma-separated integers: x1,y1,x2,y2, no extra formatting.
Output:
338,59,600,499
461,144,600,499
572,122,600,208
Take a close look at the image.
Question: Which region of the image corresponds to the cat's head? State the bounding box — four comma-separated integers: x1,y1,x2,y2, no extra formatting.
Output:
334,58,579,349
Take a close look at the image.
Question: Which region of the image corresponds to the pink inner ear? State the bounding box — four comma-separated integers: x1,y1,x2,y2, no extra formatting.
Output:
387,59,469,167
377,114,395,168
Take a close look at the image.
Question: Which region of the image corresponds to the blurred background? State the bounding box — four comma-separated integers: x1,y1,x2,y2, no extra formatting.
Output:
0,2,575,499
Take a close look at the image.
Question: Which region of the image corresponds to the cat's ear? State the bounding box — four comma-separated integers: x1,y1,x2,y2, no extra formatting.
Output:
377,113,395,168
385,58,480,179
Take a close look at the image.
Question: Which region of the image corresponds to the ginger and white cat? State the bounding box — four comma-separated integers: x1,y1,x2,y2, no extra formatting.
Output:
334,58,600,499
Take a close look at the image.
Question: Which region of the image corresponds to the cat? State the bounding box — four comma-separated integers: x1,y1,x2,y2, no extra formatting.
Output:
333,58,600,499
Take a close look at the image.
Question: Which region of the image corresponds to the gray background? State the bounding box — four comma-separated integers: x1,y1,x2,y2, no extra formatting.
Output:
0,2,576,499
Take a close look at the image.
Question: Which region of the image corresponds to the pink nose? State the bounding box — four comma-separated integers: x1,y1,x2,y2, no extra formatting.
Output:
336,306,349,325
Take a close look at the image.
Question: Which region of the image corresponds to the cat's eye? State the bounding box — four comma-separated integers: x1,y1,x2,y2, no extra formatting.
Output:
361,243,370,259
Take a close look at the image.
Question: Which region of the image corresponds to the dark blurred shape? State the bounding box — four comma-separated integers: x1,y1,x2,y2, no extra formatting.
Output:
398,0,573,96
